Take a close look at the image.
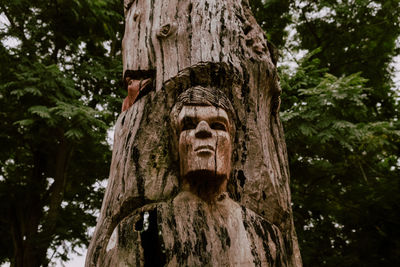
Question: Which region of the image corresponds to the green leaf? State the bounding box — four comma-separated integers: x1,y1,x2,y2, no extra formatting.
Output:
65,129,84,140
28,105,51,119
13,119,35,127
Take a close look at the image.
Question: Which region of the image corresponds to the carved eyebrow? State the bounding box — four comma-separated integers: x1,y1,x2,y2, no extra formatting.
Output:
179,116,196,132
209,115,229,126
180,115,196,121
179,114,229,126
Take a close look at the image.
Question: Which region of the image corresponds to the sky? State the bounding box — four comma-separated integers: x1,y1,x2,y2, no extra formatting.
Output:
55,249,86,267
65,256,85,267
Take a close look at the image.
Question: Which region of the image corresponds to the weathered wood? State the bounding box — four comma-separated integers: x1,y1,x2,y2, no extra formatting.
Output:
100,192,289,266
86,0,301,266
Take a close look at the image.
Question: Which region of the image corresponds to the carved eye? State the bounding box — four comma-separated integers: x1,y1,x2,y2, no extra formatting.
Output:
181,118,197,131
210,122,227,131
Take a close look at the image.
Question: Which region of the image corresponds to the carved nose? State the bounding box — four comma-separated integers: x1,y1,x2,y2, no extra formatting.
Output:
195,121,212,138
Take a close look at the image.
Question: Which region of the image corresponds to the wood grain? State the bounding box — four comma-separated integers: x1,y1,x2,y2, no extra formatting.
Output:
86,1,301,266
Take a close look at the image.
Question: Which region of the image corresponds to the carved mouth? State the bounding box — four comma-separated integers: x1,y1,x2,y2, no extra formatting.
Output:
194,145,215,153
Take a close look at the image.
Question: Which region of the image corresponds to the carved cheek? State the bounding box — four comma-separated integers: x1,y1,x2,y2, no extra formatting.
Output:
179,131,195,153
216,133,231,154
215,133,232,172
178,131,195,174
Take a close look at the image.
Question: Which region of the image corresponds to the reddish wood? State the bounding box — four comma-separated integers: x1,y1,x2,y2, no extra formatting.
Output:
121,78,152,112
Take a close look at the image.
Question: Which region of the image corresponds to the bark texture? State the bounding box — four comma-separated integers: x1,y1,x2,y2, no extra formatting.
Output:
86,0,301,266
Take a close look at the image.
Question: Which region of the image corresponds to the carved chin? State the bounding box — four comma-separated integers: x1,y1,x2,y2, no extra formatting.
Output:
184,154,215,173
183,170,227,202
181,151,231,178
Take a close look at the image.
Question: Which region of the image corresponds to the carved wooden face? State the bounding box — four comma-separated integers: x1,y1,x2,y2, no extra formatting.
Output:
178,105,232,179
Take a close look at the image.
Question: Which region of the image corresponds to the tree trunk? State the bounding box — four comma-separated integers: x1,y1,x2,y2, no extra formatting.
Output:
86,0,301,266
10,138,72,267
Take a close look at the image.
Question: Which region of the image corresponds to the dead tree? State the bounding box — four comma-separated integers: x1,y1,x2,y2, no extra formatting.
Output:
86,0,302,266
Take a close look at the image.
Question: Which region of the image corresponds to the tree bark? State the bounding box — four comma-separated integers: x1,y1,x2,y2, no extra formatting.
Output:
86,0,301,266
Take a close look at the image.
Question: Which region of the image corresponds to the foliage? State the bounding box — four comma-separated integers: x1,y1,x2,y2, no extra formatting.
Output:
0,0,124,265
280,52,400,266
294,0,400,117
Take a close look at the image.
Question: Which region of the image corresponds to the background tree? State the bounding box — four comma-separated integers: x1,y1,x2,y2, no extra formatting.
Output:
280,53,400,266
0,0,124,266
294,0,399,118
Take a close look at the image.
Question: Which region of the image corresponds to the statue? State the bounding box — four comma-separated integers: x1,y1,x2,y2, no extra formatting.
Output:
86,0,302,266
158,86,290,266
87,86,290,266
170,86,235,202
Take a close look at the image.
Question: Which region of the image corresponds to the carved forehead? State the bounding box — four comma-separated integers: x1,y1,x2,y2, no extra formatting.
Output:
178,106,230,125
172,86,234,119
